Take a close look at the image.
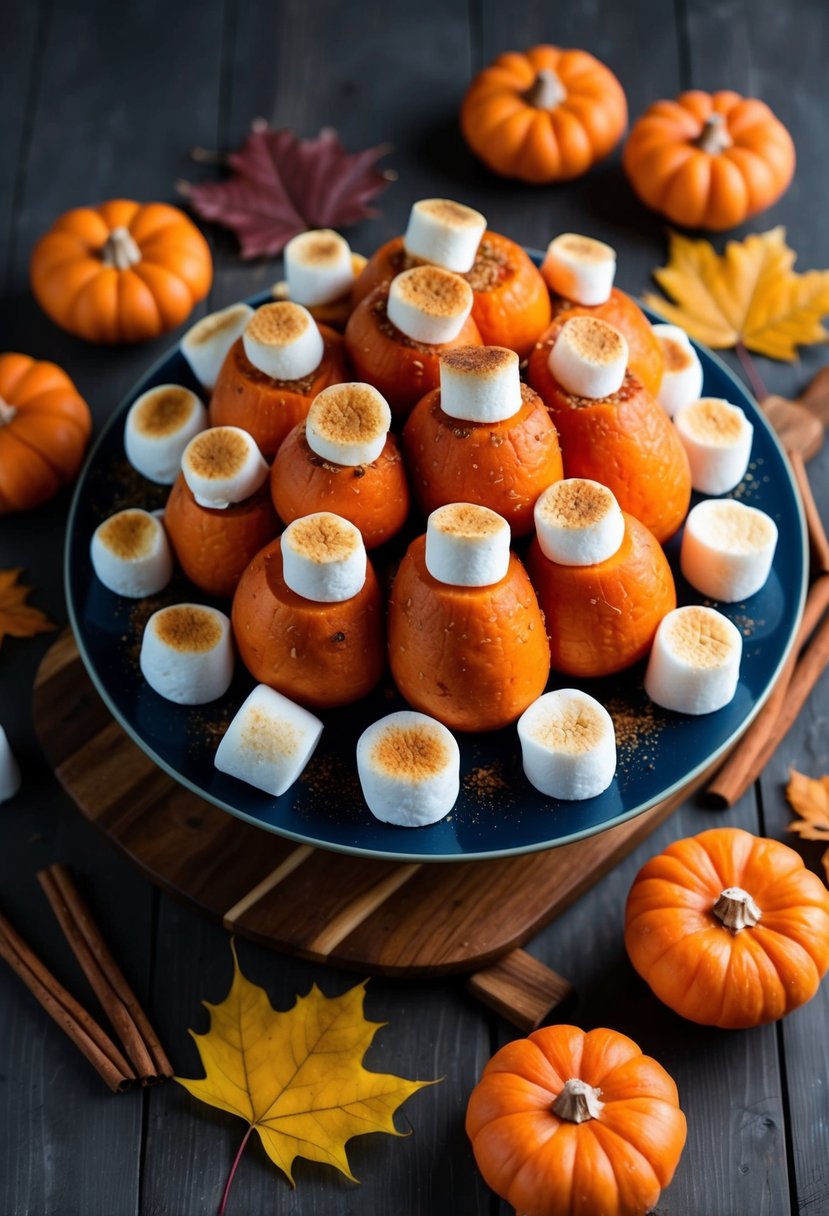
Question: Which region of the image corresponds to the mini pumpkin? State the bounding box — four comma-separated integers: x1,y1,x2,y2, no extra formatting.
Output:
460,45,627,184
0,353,92,513
623,90,796,230
30,200,212,343
625,827,829,1028
466,1023,686,1216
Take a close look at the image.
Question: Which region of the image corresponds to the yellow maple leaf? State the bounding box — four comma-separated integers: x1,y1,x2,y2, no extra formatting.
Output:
0,569,55,648
644,227,829,360
786,769,829,886
177,943,435,1205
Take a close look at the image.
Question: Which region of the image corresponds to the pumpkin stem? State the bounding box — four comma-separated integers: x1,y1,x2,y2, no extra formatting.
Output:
101,227,142,271
694,112,734,155
551,1078,604,1123
524,68,566,111
713,886,762,933
0,399,17,427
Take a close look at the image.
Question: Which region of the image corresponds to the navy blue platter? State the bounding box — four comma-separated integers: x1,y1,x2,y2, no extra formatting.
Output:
65,265,807,862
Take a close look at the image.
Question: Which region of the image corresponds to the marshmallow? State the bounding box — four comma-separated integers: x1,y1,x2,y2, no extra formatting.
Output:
548,316,628,399
242,302,324,381
387,266,473,346
645,605,742,715
214,683,323,796
356,710,460,826
674,397,754,495
534,479,625,567
680,499,779,603
439,346,522,423
541,234,617,306
403,198,487,273
652,324,704,418
90,509,173,598
284,229,356,307
0,725,21,803
305,383,391,467
124,384,207,484
281,513,367,602
518,690,617,801
425,503,511,587
181,426,269,509
181,304,254,390
140,604,233,705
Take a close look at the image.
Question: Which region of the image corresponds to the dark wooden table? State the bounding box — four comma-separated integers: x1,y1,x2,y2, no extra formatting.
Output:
2,1,827,1213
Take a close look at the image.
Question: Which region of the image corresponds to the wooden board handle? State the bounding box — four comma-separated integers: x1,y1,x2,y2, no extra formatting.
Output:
466,948,574,1033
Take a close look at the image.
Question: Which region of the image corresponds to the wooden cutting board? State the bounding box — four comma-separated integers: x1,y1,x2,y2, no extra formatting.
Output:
33,631,700,1031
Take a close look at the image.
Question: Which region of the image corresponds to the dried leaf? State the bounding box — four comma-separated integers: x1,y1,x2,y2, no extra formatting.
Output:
179,123,393,259
0,569,55,648
644,228,829,360
786,769,829,885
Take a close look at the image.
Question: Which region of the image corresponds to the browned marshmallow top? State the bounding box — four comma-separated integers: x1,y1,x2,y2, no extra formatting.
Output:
560,316,627,364
431,503,504,538
97,510,156,559
240,707,299,761
531,701,605,754
662,337,696,373
556,234,615,262
185,428,250,479
666,606,736,668
188,305,250,346
395,266,473,317
682,399,744,445
286,513,360,562
153,605,222,653
372,723,450,780
440,345,517,378
132,387,195,437
246,301,310,347
309,385,387,444
537,480,614,529
415,199,485,230
294,233,344,264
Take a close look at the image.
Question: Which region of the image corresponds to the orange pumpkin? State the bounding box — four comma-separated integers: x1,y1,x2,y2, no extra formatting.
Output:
0,353,92,513
623,90,796,230
466,1023,686,1216
625,827,829,1028
547,288,664,398
460,45,627,184
30,200,212,343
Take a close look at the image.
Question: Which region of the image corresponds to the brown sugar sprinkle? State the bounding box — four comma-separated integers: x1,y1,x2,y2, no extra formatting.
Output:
240,707,300,762
606,697,663,758
246,301,310,346
153,605,222,653
286,513,359,562
188,304,250,346
298,751,362,807
396,266,473,317
538,480,612,528
464,764,509,795
372,723,449,780
464,238,512,293
98,510,157,559
310,384,387,443
89,459,168,514
133,386,195,436
682,398,744,445
661,336,694,372
432,502,504,537
441,346,517,377
185,428,249,479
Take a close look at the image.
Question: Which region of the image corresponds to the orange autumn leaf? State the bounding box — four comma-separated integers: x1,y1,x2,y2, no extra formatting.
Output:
0,569,55,647
787,769,829,886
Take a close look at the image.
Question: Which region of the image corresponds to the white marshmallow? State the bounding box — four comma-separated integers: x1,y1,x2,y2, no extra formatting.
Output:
541,234,617,306
181,304,254,390
674,397,754,495
305,383,391,467
214,684,323,796
284,229,355,307
124,385,207,484
518,690,617,801
356,711,460,826
425,503,511,587
644,605,742,715
534,479,625,567
439,346,522,423
281,513,367,603
548,316,628,399
0,726,21,803
140,604,233,705
680,499,778,603
652,324,704,418
90,509,173,598
242,302,324,381
403,199,486,273
386,266,473,346
181,426,269,509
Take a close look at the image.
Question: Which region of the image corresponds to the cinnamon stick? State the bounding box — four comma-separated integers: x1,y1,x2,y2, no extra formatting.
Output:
789,449,829,575
0,912,133,1092
37,865,172,1083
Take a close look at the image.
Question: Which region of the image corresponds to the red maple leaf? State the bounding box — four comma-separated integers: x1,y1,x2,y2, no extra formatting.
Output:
178,122,394,259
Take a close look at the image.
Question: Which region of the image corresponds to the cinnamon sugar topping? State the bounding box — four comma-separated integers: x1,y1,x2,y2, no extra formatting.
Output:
665,606,735,668
395,266,473,317
440,346,517,378
153,605,222,653
246,302,310,346
372,722,449,780
286,513,360,562
97,510,156,559
133,387,195,436
185,428,249,479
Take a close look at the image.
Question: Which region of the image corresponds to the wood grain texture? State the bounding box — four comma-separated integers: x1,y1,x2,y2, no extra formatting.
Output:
467,947,574,1032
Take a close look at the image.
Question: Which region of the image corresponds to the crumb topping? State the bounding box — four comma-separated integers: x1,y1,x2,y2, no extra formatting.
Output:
372,722,449,779
240,706,300,761
98,510,156,559
285,513,359,562
185,428,250,478
666,607,735,667
133,387,195,437
246,301,309,346
153,605,222,652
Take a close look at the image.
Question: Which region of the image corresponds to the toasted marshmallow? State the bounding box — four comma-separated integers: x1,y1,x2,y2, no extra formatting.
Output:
90,509,173,598
124,385,207,484
439,346,522,423
306,383,391,467
181,426,269,509
284,229,355,307
541,234,617,306
214,684,323,796
652,324,704,418
681,499,778,602
357,711,460,826
403,199,486,274
242,302,324,381
674,397,754,494
534,479,625,567
140,604,233,705
425,503,511,587
518,690,616,801
548,316,628,399
181,304,254,390
281,513,367,602
387,266,473,345
645,605,742,715
0,725,21,803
